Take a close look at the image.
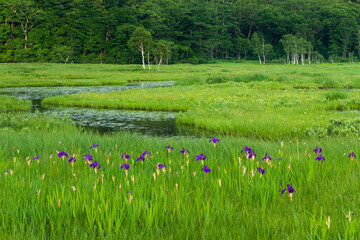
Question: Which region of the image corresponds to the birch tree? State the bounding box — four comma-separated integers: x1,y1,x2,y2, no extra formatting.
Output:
280,34,312,65
280,34,292,64
251,32,272,64
128,27,152,69
154,40,173,69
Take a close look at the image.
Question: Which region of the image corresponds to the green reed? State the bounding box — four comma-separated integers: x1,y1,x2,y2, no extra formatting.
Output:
0,96,32,112
1,63,360,88
0,115,359,239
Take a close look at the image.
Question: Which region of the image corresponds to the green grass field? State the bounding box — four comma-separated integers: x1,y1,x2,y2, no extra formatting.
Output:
1,62,360,88
0,114,359,239
0,96,32,112
1,63,360,239
43,78,360,139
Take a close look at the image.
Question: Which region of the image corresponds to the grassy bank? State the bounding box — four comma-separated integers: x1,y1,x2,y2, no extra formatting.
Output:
0,115,359,239
0,96,32,112
1,63,360,88
43,82,360,139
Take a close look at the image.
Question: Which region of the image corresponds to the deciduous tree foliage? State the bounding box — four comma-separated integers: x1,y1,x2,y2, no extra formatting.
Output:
0,0,359,63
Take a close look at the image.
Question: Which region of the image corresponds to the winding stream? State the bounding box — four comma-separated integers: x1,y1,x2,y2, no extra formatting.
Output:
0,82,208,137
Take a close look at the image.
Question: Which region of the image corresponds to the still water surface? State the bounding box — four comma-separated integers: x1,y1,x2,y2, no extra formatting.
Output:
0,82,211,137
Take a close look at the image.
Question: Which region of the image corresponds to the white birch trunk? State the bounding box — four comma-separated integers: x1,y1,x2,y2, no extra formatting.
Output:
158,56,162,70
141,47,145,69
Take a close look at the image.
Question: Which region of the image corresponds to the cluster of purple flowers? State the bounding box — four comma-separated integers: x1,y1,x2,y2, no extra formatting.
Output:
313,146,325,161
57,150,78,164
121,152,130,160
90,144,99,149
120,163,130,170
55,139,324,202
196,153,206,161
180,148,190,155
257,167,265,175
281,185,296,194
158,164,167,169
201,165,211,173
313,146,322,155
241,145,256,159
349,152,356,159
83,154,93,161
57,151,68,158
68,157,76,163
89,161,101,170
209,137,220,144
262,154,272,162
165,145,173,151
136,151,152,162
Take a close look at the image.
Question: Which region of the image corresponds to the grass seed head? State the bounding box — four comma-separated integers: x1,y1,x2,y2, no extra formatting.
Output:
326,216,330,229
346,210,354,222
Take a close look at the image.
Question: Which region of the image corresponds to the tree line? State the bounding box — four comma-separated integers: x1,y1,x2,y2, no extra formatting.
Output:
0,0,359,65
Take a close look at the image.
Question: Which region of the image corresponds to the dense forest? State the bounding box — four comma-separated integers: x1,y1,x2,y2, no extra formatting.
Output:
0,0,360,64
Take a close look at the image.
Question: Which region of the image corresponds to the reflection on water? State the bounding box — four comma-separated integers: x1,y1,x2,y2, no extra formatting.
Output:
44,106,179,136
0,81,214,137
0,81,174,110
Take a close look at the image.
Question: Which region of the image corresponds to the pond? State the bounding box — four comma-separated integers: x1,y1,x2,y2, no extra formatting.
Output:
0,82,212,137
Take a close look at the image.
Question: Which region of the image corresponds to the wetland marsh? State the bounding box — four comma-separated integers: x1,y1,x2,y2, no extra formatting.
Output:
1,63,360,239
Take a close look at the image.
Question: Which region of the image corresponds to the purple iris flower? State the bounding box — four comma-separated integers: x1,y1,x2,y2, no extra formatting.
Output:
83,154,93,161
180,148,190,154
165,145,173,151
313,146,322,155
120,164,130,170
121,152,130,160
32,155,40,160
257,167,265,174
89,161,101,169
89,161,97,168
57,151,68,158
349,152,356,159
201,165,211,173
136,155,145,162
142,151,152,156
68,157,76,163
241,145,256,158
339,122,342,125
90,144,99,149
241,145,252,154
315,154,325,161
262,154,272,161
196,153,207,161
277,158,283,161
127,191,131,193
209,137,220,143
281,184,296,194
158,164,167,169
